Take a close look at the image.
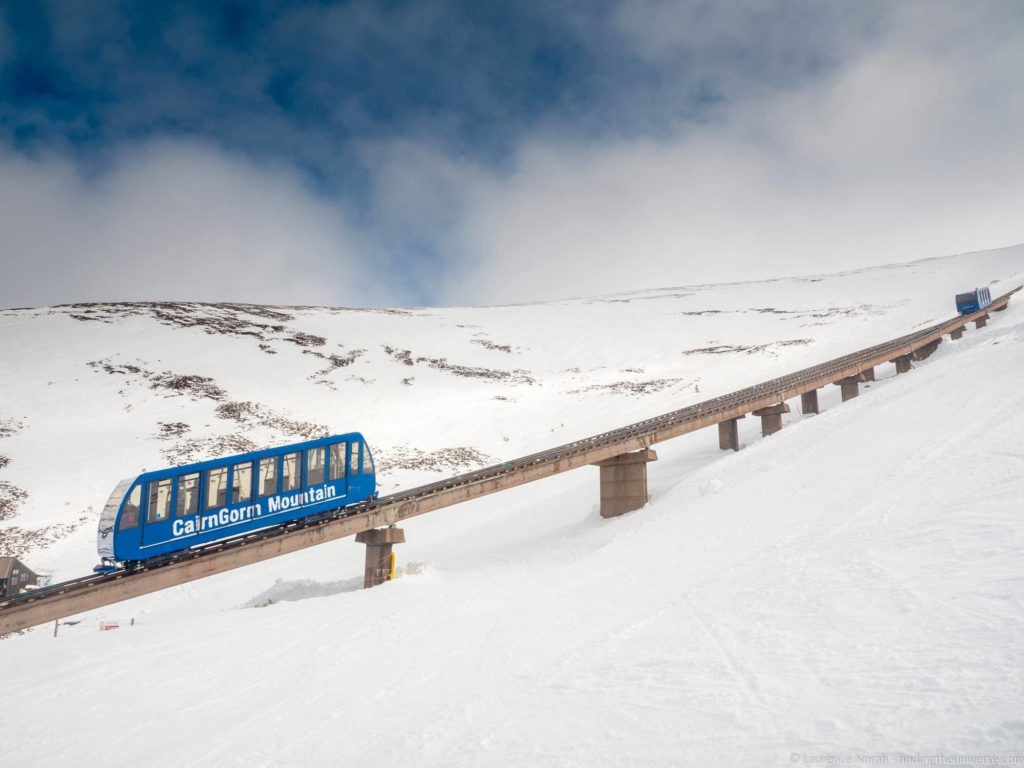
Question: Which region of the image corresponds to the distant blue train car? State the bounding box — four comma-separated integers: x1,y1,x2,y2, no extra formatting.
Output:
955,286,992,315
95,433,376,571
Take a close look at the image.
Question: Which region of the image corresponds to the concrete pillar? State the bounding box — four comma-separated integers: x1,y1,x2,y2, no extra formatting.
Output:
950,326,965,340
975,314,989,329
834,376,861,401
595,448,658,518
751,402,790,437
913,339,941,361
354,527,405,588
860,367,875,382
893,355,913,374
800,390,819,415
717,415,744,451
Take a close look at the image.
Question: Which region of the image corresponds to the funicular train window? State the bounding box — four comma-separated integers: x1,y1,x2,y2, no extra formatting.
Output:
282,452,300,492
120,485,142,530
306,447,325,486
148,479,172,523
349,442,360,475
329,443,345,481
206,467,228,510
232,462,253,504
258,457,278,497
361,444,373,474
177,473,199,517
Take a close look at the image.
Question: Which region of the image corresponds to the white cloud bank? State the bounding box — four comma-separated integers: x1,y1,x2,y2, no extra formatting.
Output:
428,2,1024,304
0,141,384,308
2,2,1022,309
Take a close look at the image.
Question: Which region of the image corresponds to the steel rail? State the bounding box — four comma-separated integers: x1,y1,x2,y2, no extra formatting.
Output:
1,288,1017,634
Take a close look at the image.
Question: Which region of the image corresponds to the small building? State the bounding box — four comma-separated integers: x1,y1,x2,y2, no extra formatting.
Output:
0,557,38,598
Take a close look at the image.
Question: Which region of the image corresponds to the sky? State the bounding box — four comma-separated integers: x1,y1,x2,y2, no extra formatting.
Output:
0,0,1022,309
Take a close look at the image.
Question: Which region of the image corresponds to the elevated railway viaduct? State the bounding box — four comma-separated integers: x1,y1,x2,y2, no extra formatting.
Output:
1,288,1018,635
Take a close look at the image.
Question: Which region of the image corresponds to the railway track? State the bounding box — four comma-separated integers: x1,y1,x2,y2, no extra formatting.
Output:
1,287,1018,634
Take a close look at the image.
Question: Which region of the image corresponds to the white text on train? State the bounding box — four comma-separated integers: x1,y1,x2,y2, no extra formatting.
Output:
170,484,339,538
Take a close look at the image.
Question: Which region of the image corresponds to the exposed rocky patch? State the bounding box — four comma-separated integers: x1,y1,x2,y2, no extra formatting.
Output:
159,434,259,465
305,348,366,389
681,339,813,356
384,345,533,383
215,401,328,441
88,358,227,402
569,378,693,396
416,357,535,384
289,332,326,348
60,302,343,356
149,373,227,401
471,339,514,354
376,446,497,474
0,418,25,439
384,346,414,366
156,422,191,440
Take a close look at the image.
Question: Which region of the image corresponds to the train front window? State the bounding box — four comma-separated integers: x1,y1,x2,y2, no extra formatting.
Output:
232,462,253,503
177,473,199,516
258,457,277,496
147,479,171,523
349,443,360,475
361,444,373,474
306,447,325,486
329,443,345,481
119,485,141,530
206,467,228,510
282,452,300,492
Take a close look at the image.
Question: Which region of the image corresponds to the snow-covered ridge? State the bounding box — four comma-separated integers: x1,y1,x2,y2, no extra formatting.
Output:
1,245,1024,765
1,244,1023,579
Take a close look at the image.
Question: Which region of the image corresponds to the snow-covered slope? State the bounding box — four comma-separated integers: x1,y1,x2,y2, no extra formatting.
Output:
1,245,1023,766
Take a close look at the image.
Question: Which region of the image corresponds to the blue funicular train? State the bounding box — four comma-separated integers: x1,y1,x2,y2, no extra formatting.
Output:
955,286,992,315
95,433,377,572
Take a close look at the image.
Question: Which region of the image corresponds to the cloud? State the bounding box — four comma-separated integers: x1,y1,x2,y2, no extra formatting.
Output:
0,140,389,308
416,1,1024,304
2,1,1022,309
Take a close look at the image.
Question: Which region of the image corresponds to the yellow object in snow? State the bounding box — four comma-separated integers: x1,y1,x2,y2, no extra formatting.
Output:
388,550,397,581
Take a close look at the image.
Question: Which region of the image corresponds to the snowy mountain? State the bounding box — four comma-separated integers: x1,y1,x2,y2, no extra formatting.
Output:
1,244,1024,766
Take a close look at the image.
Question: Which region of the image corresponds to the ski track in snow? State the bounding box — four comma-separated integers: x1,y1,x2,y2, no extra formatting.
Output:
1,246,1024,766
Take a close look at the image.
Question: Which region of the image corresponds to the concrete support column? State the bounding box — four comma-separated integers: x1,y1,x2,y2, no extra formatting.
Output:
751,402,790,437
860,367,875,382
913,339,941,361
800,390,819,415
893,355,913,374
975,314,989,329
950,326,965,340
594,448,658,518
717,415,744,451
834,376,862,401
354,527,405,588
